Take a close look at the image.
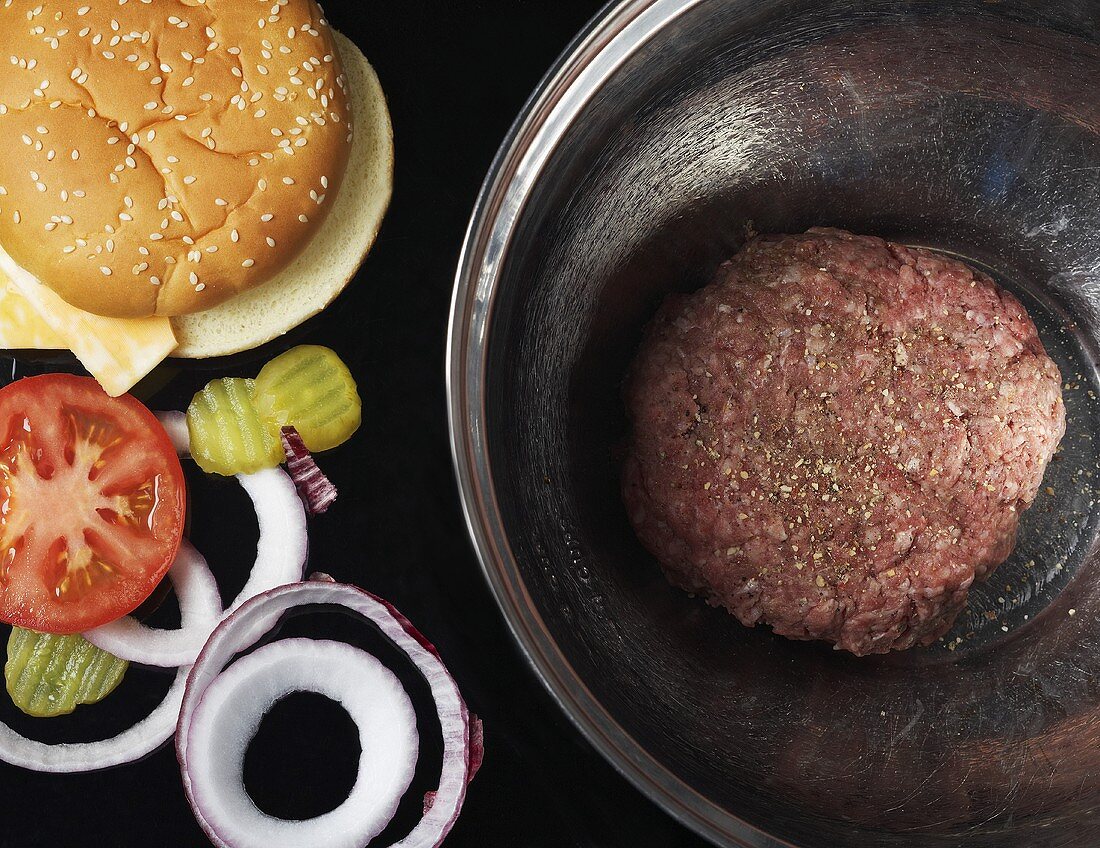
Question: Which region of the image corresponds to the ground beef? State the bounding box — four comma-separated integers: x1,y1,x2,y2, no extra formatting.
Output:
622,228,1066,655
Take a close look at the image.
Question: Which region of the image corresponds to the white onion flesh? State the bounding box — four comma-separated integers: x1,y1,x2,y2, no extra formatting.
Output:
0,667,189,773
156,410,190,455
179,580,474,848
186,639,418,848
84,541,222,667
0,540,217,771
89,414,310,667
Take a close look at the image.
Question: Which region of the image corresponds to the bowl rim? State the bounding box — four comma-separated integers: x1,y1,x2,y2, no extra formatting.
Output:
446,1,796,845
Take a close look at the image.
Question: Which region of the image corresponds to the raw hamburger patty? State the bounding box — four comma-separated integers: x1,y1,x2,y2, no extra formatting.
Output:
622,228,1066,655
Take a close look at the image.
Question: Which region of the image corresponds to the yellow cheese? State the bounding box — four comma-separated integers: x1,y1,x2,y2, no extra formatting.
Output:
0,248,177,397
0,276,65,349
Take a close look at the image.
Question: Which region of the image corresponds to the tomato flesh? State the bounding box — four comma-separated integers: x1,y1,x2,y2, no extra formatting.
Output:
0,375,185,633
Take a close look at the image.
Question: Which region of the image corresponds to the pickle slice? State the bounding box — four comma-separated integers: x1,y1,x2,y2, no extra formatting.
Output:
5,628,128,718
187,377,284,476
254,345,361,453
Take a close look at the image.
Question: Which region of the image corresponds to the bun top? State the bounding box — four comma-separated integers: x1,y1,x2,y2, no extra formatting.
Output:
0,0,352,317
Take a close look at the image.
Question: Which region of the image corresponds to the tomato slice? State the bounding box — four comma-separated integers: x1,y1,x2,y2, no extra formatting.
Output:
0,375,185,634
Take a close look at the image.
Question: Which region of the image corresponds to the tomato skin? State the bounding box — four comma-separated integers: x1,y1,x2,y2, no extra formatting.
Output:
0,375,186,634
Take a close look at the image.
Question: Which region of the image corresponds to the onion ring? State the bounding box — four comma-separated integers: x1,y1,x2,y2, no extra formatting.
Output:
0,542,219,772
178,579,475,848
156,410,190,455
84,542,222,668
186,639,418,848
90,414,309,667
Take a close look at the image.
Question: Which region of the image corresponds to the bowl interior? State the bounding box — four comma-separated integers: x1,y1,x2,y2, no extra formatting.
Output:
475,1,1100,845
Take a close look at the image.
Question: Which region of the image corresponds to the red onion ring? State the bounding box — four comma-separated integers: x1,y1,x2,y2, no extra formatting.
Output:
84,541,222,667
186,639,418,848
92,414,310,667
0,541,220,772
0,667,189,773
155,410,190,456
178,579,475,848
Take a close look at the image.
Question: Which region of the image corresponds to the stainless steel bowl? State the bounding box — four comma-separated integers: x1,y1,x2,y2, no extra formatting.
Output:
448,1,1100,845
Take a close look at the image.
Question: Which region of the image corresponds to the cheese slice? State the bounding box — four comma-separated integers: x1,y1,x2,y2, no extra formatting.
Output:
0,248,177,397
0,276,66,349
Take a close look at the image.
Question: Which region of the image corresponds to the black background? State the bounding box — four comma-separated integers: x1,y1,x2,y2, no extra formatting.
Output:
0,1,713,846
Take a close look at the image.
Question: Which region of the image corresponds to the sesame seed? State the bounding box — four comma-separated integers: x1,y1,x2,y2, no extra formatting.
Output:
260,213,273,222
258,178,267,190
189,271,198,284
149,232,163,240
265,236,275,247
230,229,239,242
44,222,57,231
100,266,111,276
298,214,308,223
144,101,157,110
320,175,328,189
12,211,19,223
195,282,206,292
282,177,294,185
71,149,79,160
63,245,75,253
35,182,46,192
242,258,254,267
77,5,89,13
214,197,227,207
150,276,160,285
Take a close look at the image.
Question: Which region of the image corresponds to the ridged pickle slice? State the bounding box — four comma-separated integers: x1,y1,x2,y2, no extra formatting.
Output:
5,628,128,718
254,345,361,452
187,377,284,476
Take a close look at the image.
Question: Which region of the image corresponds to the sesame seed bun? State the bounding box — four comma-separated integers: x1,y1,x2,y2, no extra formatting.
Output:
171,31,392,358
0,0,355,318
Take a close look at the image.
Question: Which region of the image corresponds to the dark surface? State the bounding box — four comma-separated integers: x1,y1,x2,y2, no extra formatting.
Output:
0,1,709,846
